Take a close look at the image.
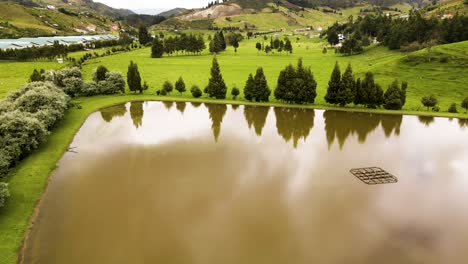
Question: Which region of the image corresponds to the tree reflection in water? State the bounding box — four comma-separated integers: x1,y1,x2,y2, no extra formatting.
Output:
206,103,227,142
244,105,270,136
274,107,315,148
130,101,144,129
100,104,127,123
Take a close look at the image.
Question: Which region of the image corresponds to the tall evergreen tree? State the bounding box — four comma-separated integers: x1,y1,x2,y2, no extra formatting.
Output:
275,59,317,104
127,61,142,93
253,67,271,102
244,73,255,101
336,63,355,106
362,72,384,108
354,78,363,105
175,76,186,95
151,38,164,58
206,57,227,99
219,31,226,50
138,25,151,45
296,59,317,104
325,62,341,105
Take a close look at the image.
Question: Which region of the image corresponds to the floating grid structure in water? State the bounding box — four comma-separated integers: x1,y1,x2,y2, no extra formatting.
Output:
350,167,398,185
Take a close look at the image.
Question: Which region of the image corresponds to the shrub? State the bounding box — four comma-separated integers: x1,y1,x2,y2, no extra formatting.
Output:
0,182,9,208
12,82,70,128
191,85,202,98
97,72,126,95
231,86,240,99
80,81,100,96
93,65,109,82
421,95,438,111
175,77,186,95
62,77,84,97
448,103,458,113
462,97,468,113
163,81,173,94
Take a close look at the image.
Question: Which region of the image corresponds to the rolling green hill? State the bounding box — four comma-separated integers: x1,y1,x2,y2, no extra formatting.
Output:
0,0,133,38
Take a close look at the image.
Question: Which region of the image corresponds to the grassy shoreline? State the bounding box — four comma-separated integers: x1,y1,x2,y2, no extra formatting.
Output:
0,92,468,263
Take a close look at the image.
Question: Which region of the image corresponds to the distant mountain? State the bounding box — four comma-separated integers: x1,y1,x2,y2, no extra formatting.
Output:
157,8,188,18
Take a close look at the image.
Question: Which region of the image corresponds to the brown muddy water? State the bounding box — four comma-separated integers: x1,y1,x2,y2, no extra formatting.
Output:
21,102,468,264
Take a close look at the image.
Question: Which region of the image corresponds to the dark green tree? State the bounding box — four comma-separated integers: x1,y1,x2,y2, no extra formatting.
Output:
175,77,186,95
206,57,227,99
231,86,240,99
421,95,438,111
256,42,262,55
383,80,406,110
284,38,293,54
93,65,109,82
163,81,173,94
151,38,164,58
325,62,341,105
232,37,239,54
354,77,363,105
362,72,384,109
274,59,316,104
127,61,142,93
253,67,271,102
190,85,202,98
138,25,151,45
244,73,255,101
461,97,468,113
448,103,458,113
29,69,44,82
336,63,355,106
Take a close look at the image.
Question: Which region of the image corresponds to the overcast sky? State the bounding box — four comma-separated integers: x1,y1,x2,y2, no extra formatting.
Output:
95,0,209,13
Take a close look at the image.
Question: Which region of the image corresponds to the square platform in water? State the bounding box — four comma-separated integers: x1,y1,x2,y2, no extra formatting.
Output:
350,167,398,185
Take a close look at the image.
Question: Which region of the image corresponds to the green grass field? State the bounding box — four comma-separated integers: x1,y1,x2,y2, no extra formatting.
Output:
0,37,467,264
77,38,468,113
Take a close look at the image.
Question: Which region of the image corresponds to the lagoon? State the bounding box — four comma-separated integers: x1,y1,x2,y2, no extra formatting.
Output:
21,101,468,264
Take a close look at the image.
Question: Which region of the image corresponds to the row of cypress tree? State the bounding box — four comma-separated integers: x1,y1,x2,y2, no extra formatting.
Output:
204,58,407,111
325,62,407,109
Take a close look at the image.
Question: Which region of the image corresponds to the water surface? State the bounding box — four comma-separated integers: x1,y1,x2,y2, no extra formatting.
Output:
22,102,468,264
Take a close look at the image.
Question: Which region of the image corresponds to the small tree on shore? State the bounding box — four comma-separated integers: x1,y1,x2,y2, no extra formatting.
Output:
448,103,458,113
253,67,271,102
383,80,407,110
421,95,438,111
206,57,227,99
127,61,142,93
462,97,468,113
244,73,255,101
175,77,186,95
163,81,173,94
191,85,202,98
231,86,240,99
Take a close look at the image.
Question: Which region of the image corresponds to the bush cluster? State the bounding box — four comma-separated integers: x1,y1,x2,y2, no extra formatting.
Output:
0,81,70,180
41,67,125,97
